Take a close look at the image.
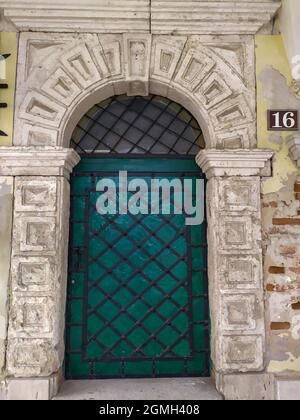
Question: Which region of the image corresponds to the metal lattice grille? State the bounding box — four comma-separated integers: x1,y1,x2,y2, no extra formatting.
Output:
71,95,204,155
65,160,210,379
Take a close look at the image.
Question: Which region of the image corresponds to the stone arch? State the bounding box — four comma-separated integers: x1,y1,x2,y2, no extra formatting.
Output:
15,33,256,150
3,31,274,399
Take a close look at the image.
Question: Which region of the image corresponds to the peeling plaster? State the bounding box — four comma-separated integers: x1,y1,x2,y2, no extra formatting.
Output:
256,36,299,194
291,315,300,340
268,353,300,373
257,36,300,376
259,65,300,109
269,133,283,146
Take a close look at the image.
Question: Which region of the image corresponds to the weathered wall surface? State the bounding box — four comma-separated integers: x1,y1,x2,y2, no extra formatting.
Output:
0,32,17,146
0,177,13,378
256,35,300,376
279,0,300,81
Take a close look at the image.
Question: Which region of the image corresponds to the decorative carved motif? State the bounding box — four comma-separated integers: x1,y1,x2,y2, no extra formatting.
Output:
20,92,66,128
222,335,264,371
21,124,58,147
41,68,81,106
60,44,100,89
15,178,57,213
194,72,232,110
151,37,186,83
10,297,53,335
222,295,257,331
124,34,152,96
174,48,216,92
219,178,259,212
15,217,56,253
220,216,253,250
220,256,261,290
11,257,54,293
7,338,57,376
14,33,257,149
210,95,253,130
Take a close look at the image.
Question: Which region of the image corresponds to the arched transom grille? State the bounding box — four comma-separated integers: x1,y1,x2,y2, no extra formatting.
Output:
71,95,204,155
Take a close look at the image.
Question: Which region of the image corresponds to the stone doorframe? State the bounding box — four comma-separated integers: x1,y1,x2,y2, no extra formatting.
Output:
0,32,274,400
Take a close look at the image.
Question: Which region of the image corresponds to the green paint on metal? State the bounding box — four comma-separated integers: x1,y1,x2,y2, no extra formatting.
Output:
65,158,210,379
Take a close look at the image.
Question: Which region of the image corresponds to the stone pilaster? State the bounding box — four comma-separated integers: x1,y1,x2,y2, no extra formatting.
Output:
196,149,273,396
0,147,79,399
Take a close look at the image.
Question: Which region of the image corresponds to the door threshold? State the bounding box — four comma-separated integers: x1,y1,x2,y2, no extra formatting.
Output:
53,377,222,400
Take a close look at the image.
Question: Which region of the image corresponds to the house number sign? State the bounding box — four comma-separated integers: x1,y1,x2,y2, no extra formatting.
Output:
268,110,299,131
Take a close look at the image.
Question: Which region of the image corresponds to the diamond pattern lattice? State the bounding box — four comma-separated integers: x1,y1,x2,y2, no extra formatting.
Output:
71,95,204,155
66,165,210,379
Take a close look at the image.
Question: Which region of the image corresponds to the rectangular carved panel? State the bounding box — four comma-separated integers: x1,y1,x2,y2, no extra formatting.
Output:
220,255,261,290
14,216,57,253
7,338,57,377
222,295,257,331
220,216,253,250
222,335,264,372
11,257,54,293
124,34,151,96
15,178,57,212
218,177,259,212
10,296,53,336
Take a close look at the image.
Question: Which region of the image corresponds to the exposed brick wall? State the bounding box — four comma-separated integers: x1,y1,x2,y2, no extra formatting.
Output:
262,176,300,371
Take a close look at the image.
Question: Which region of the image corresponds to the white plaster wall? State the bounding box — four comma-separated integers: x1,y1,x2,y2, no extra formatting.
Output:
280,0,300,80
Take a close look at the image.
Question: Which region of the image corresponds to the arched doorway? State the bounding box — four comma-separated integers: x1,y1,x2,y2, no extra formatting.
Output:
65,94,209,379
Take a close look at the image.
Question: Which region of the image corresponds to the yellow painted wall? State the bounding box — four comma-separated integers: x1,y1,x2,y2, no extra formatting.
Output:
257,35,300,375
0,32,17,146
256,35,298,194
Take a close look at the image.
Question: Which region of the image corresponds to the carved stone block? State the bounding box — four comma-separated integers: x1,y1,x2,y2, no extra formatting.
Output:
220,216,253,250
7,338,58,377
216,128,251,150
222,295,257,331
218,178,259,212
210,95,253,131
14,33,260,149
124,34,152,96
174,48,215,92
222,335,264,371
15,217,57,253
151,36,187,83
19,124,58,147
11,257,54,293
97,36,123,78
10,296,53,336
195,72,232,110
41,68,81,106
60,44,100,89
15,178,57,213
220,256,261,290
20,92,66,128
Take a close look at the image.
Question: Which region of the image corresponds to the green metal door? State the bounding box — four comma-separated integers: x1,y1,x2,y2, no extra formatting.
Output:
65,157,209,379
